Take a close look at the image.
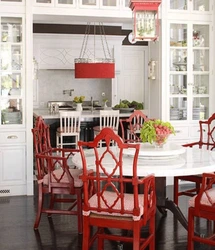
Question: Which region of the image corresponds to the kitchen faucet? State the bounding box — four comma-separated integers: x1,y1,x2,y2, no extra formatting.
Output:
63,89,74,96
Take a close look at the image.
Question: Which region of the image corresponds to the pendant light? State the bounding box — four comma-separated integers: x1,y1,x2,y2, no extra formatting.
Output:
129,0,162,42
74,22,115,79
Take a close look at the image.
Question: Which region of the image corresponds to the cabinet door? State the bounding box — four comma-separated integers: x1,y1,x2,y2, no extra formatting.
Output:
168,21,210,122
0,146,26,196
0,16,24,126
169,0,210,12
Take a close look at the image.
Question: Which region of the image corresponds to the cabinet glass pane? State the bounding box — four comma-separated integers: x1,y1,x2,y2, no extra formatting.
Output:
1,99,22,124
193,97,208,120
58,0,73,4
1,0,22,2
1,44,22,71
193,25,209,47
36,0,52,3
170,97,187,120
193,75,208,95
1,73,21,96
102,0,116,7
170,0,187,10
170,75,187,95
193,0,209,11
1,17,22,43
82,0,96,5
124,0,129,7
193,50,209,71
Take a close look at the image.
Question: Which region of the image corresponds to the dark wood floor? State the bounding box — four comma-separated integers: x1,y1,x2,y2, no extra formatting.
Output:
0,184,213,250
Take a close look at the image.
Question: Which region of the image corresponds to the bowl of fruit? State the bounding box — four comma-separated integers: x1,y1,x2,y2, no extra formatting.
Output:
112,100,144,113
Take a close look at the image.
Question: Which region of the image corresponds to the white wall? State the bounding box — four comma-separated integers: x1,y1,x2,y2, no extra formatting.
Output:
36,69,112,108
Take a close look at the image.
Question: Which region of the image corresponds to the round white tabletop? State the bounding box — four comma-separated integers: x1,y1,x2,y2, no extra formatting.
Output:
72,142,215,177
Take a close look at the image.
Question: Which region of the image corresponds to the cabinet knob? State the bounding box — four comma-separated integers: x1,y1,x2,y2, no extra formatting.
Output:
7,135,18,139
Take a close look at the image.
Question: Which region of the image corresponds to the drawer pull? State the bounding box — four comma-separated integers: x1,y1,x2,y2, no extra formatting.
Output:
7,135,18,139
198,129,206,132
175,130,181,133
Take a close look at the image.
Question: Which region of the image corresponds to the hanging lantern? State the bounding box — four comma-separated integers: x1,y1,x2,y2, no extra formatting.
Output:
129,0,162,42
74,23,115,79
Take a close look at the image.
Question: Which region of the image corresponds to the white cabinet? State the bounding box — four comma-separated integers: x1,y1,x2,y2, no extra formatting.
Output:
0,13,28,196
149,0,214,144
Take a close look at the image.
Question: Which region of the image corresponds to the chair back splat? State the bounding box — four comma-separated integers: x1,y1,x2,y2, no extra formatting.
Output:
174,113,215,205
56,111,81,149
93,110,120,147
79,127,156,250
120,110,149,143
32,116,83,234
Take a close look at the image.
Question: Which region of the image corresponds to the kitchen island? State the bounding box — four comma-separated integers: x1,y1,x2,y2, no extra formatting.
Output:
33,108,148,146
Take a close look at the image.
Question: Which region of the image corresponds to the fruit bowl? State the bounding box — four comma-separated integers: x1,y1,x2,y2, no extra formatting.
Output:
153,134,169,148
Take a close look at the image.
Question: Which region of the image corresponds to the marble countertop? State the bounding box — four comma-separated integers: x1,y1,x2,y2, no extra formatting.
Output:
33,108,148,120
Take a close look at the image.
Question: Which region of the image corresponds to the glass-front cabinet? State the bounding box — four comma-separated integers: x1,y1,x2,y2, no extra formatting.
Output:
169,22,210,121
169,0,210,11
0,16,24,125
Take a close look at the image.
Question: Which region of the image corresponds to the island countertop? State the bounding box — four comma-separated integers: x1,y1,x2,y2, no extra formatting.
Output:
33,108,149,120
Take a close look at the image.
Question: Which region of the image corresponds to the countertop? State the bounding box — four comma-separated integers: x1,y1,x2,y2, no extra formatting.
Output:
33,108,149,120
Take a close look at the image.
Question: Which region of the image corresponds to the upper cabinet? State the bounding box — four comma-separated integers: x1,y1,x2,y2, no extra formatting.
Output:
0,15,24,126
33,0,131,15
168,22,210,122
169,0,211,12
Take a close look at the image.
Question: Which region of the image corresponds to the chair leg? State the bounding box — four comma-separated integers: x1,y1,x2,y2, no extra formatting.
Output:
77,189,83,234
48,193,55,217
34,184,43,229
174,177,179,205
82,216,90,250
149,215,155,250
187,208,195,250
133,221,140,250
97,227,104,250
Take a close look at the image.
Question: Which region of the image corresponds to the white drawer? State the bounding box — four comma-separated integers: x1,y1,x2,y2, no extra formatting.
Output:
189,125,207,139
0,131,25,144
169,126,189,140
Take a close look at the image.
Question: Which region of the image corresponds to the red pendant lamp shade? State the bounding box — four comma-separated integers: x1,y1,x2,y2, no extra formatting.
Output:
74,23,115,79
129,0,162,42
75,62,115,78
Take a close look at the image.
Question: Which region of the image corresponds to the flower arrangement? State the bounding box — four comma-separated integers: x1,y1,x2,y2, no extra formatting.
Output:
140,119,175,146
73,96,85,103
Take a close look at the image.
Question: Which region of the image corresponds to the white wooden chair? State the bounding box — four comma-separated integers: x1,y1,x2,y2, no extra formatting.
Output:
93,110,120,147
56,111,81,149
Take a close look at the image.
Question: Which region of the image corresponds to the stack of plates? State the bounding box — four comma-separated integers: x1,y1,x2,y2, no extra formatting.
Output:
193,107,205,120
170,108,180,120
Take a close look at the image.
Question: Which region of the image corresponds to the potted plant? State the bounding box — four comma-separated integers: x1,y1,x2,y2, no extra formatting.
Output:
73,96,85,111
140,119,175,147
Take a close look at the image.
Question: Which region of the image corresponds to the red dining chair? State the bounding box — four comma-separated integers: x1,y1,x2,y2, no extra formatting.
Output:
32,116,83,233
174,113,215,205
120,110,149,143
188,173,215,249
78,127,156,250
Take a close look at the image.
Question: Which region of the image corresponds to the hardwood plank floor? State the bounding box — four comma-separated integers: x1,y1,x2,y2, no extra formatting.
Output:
0,185,213,250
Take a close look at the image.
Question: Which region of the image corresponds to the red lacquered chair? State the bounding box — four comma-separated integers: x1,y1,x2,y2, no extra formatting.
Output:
120,110,149,143
188,173,215,249
78,127,156,250
174,113,215,205
32,116,83,233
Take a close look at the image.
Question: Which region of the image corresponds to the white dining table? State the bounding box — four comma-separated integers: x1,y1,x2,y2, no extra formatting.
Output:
72,142,215,231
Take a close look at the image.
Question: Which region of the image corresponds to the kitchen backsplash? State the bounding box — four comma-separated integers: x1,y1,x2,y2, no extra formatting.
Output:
36,69,112,108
